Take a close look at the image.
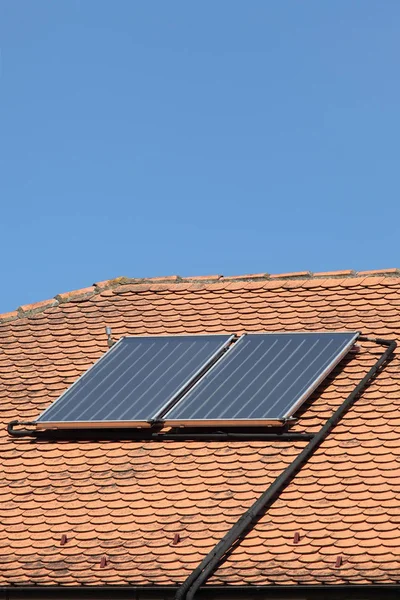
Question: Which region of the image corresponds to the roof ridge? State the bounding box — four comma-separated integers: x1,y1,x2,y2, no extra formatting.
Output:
1,268,399,325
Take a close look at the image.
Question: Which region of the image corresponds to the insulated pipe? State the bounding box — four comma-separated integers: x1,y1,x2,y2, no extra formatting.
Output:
176,337,397,600
7,421,36,437
6,421,313,443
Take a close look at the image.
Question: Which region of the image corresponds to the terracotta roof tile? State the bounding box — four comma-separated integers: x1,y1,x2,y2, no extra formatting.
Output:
1,269,400,587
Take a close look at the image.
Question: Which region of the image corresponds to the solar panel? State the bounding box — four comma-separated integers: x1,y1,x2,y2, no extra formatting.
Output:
36,335,233,429
162,332,359,427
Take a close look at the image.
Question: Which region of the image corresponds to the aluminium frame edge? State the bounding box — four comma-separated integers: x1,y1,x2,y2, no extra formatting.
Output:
244,330,360,336
35,419,152,430
163,418,285,428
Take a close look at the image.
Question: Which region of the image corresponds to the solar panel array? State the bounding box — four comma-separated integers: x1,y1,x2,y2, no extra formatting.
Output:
36,331,359,429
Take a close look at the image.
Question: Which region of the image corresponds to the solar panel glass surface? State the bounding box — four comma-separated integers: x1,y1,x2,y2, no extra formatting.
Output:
163,332,359,426
36,335,232,427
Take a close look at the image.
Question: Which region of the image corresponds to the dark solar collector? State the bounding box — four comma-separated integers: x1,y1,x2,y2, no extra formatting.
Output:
36,335,233,428
163,332,359,426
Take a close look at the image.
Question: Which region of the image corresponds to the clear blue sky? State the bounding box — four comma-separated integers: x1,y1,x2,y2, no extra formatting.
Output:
1,1,399,313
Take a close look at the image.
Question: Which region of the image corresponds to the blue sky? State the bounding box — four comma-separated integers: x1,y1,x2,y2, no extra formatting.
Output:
1,1,399,313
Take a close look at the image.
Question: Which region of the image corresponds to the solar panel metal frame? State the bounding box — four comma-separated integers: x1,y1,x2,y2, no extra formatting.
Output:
35,334,235,430
162,331,360,427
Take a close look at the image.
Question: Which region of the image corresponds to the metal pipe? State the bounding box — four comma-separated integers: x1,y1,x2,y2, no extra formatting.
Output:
177,337,396,600
6,421,313,442
7,420,36,437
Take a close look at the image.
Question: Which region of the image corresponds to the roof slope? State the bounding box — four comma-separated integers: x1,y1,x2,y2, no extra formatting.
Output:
1,270,400,587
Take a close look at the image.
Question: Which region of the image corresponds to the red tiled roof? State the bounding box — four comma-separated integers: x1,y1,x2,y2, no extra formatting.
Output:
1,269,400,587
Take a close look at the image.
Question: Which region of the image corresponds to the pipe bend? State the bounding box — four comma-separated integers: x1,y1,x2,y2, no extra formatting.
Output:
7,420,36,437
